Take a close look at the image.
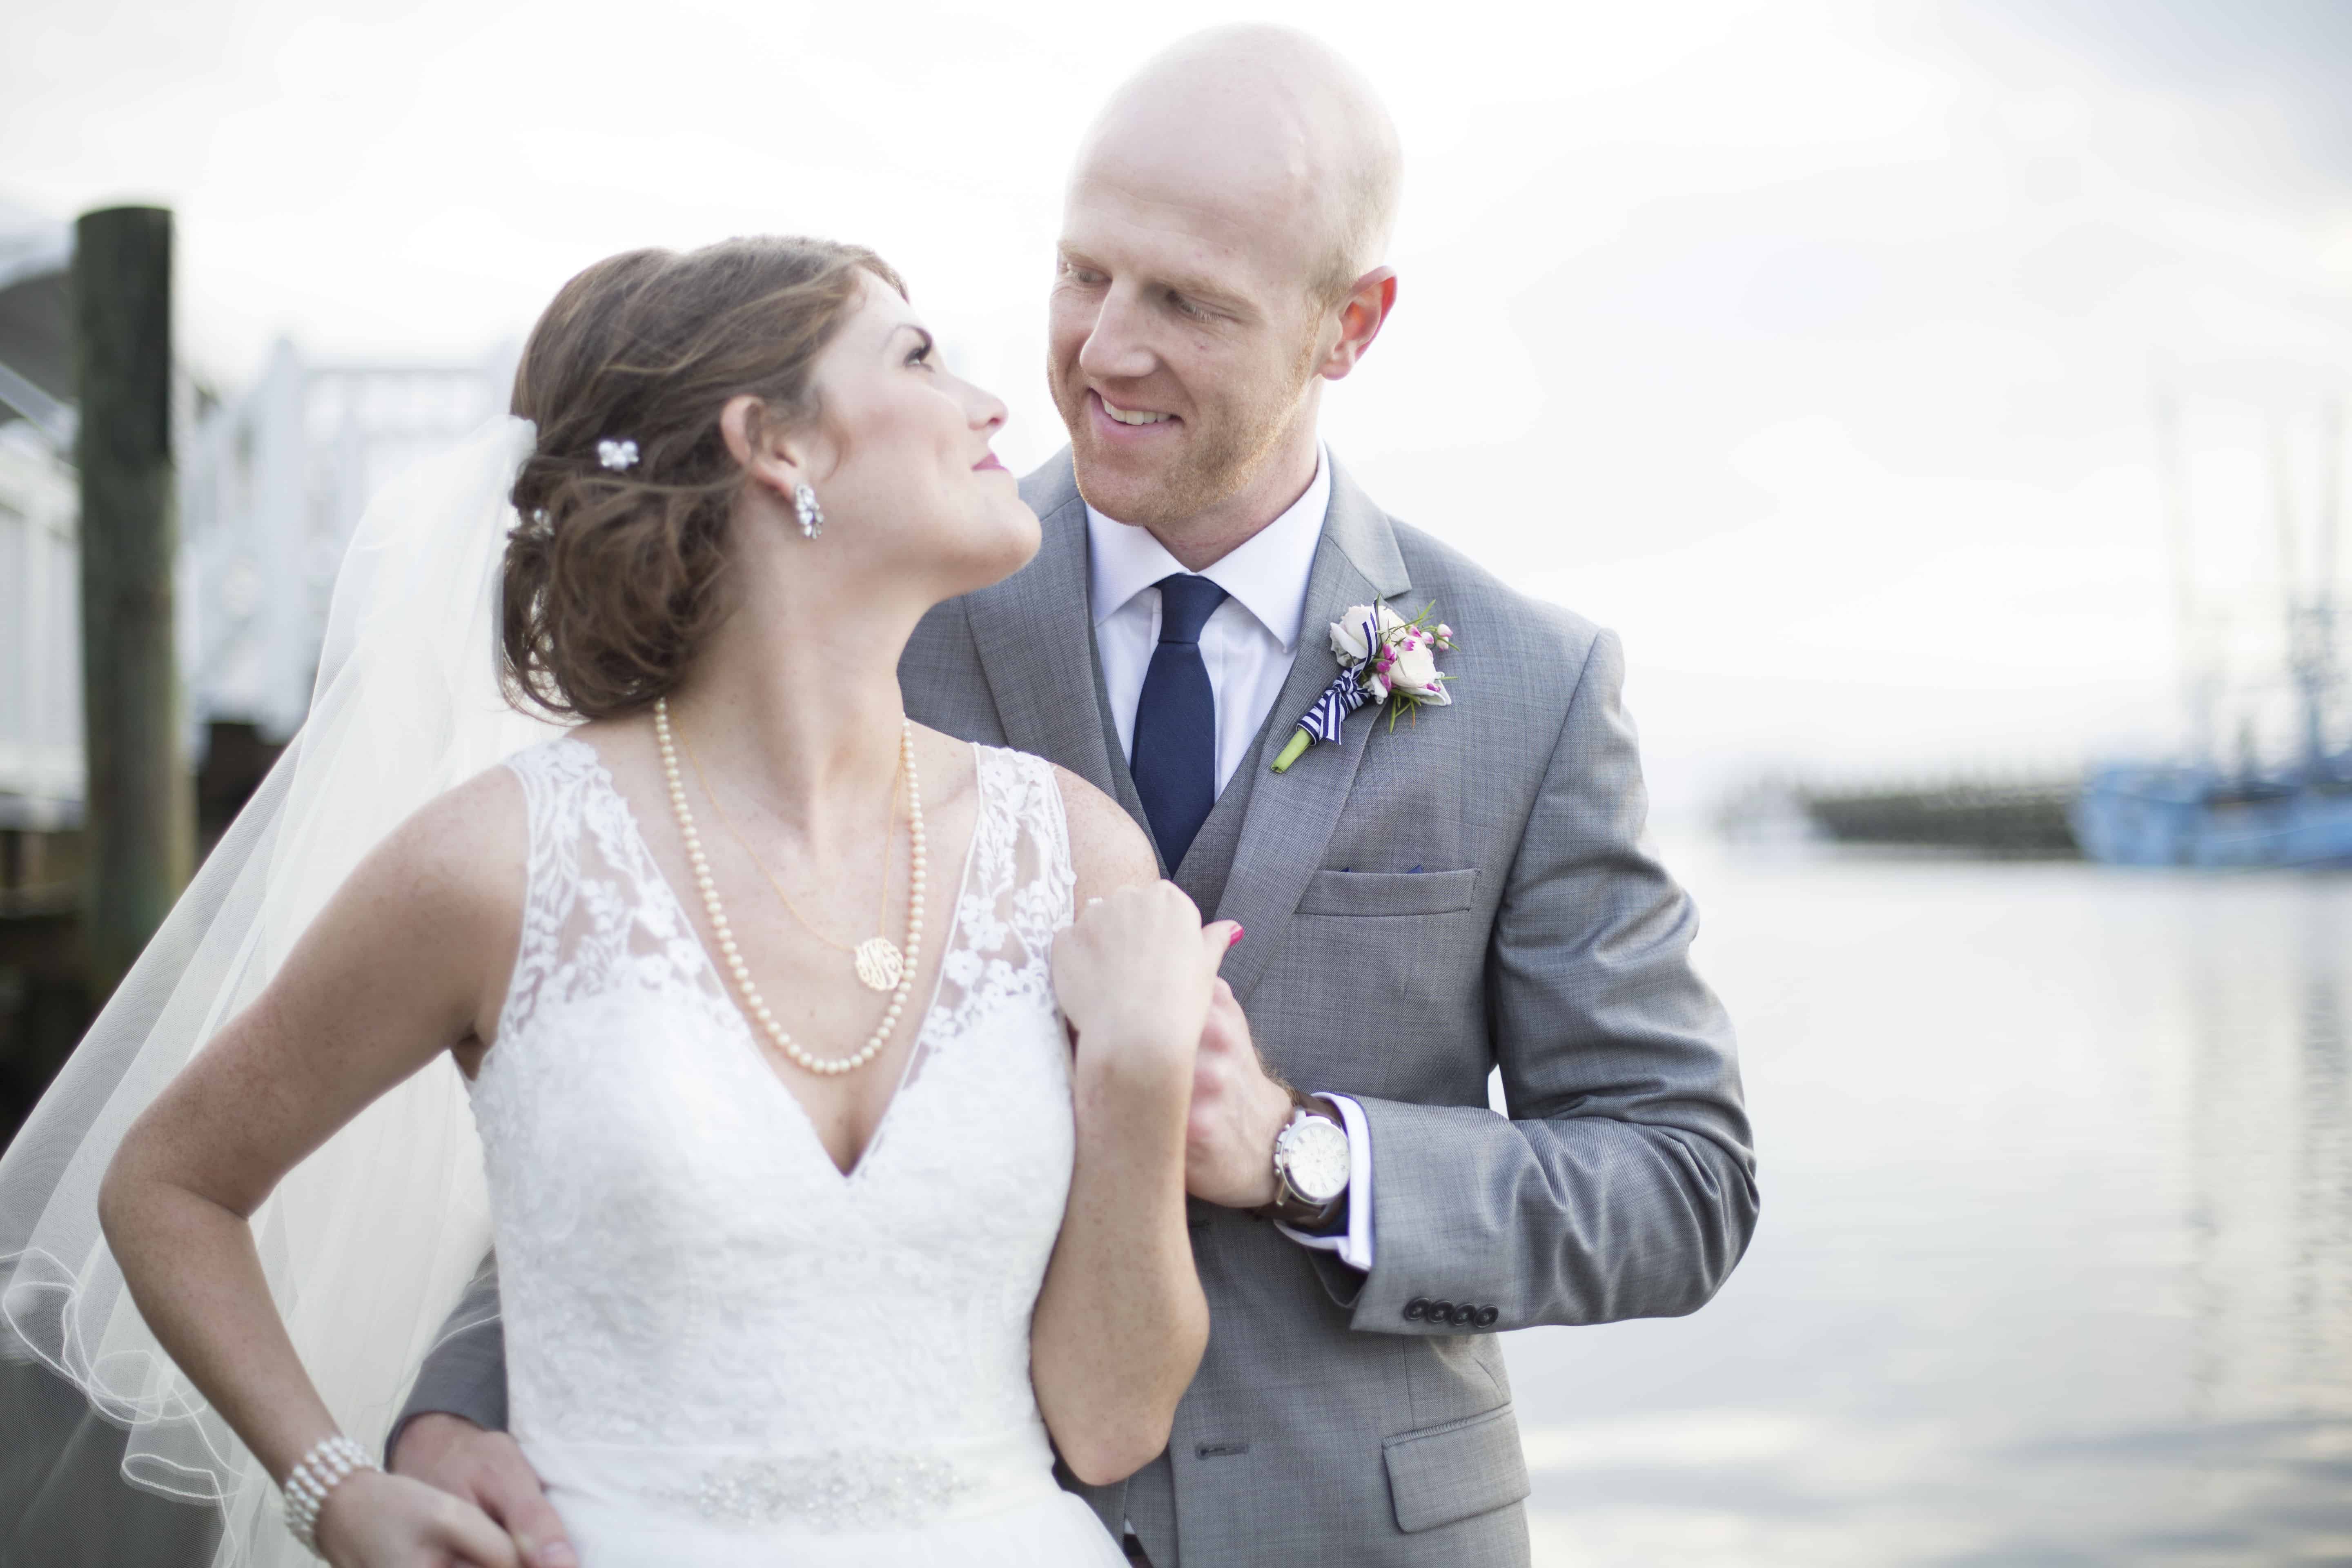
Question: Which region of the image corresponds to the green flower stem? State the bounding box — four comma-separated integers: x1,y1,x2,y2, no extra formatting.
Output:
1270,729,1313,774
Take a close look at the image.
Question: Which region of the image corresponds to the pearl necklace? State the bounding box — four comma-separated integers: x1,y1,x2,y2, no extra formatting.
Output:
653,697,926,1077
675,723,908,993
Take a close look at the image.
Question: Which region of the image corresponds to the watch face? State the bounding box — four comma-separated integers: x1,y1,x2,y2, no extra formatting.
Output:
1278,1117,1351,1205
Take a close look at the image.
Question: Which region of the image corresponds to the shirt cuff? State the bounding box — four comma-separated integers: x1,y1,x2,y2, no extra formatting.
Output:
1272,1093,1373,1272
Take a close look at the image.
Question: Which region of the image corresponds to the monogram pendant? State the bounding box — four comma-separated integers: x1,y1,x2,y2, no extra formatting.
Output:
853,936,906,993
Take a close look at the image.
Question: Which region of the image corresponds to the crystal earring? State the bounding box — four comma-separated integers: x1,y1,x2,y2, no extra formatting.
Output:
793,483,824,540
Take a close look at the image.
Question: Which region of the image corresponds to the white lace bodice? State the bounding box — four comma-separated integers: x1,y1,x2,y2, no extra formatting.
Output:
469,737,1080,1531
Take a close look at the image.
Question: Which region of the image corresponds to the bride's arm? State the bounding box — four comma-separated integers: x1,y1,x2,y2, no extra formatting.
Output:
97,769,528,1568
1031,771,1223,1486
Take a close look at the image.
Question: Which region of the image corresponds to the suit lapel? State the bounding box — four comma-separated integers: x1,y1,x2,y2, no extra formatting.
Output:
967,453,1121,797
972,448,1412,939
1089,657,1149,833
1212,460,1412,1003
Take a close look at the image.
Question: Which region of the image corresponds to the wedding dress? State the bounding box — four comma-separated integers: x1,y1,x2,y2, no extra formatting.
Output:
469,733,1124,1566
0,421,1125,1564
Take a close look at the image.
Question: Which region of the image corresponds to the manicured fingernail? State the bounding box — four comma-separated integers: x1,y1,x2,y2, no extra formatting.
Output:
1229,925,1245,946
541,1546,577,1568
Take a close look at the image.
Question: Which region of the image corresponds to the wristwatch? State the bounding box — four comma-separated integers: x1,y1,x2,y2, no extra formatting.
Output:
1265,1098,1351,1229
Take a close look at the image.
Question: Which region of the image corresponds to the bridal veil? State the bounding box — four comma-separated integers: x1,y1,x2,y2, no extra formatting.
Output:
0,418,564,1566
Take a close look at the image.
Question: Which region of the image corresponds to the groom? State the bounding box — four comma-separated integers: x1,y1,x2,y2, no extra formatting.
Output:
393,25,1755,1567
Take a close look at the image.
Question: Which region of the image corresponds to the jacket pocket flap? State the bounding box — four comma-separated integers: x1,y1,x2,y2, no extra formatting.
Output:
1298,867,1478,918
1382,1403,1529,1534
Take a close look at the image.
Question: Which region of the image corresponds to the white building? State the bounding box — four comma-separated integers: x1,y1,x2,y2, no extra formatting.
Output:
0,198,513,831
180,342,517,741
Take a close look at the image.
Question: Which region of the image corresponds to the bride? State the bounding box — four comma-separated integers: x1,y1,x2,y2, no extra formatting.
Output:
77,236,1225,1565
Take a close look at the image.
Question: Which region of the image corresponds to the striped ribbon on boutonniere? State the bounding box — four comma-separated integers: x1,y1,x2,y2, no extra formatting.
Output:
1272,602,1456,774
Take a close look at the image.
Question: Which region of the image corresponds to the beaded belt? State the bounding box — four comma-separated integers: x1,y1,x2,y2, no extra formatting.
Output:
667,1448,973,1531
522,1424,1060,1535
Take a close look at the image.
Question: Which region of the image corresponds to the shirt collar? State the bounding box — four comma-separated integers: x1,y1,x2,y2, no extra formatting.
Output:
1085,446,1331,652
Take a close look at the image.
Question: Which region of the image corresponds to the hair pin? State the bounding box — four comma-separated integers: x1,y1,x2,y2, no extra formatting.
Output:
597,438,640,472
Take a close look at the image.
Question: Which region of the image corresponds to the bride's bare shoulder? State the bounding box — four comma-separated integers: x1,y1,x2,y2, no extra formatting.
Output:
261,755,535,1045
1044,764,1157,901
356,754,533,922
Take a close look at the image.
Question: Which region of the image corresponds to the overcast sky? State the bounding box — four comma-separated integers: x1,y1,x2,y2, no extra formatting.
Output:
8,0,2351,813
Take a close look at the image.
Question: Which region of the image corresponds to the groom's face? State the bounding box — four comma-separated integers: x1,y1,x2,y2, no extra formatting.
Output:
1047,140,1331,530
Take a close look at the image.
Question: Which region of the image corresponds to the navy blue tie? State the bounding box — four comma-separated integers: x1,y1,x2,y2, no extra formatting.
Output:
1131,573,1228,871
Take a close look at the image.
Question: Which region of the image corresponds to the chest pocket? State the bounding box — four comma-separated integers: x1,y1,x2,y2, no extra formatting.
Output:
1297,867,1478,918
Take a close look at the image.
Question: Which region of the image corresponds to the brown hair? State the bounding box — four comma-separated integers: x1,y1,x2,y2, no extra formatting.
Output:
500,236,904,719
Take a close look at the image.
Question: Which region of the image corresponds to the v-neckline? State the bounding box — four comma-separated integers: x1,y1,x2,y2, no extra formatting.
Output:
583,737,986,1184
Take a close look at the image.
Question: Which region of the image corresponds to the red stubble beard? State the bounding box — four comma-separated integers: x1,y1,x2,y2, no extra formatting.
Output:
1047,341,1317,532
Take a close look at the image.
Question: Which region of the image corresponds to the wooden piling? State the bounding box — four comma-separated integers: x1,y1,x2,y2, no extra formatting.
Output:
72,206,190,1000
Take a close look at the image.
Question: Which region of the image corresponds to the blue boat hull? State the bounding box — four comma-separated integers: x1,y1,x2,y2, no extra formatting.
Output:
2074,765,2352,868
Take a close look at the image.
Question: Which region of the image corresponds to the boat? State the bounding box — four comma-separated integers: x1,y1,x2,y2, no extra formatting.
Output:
2074,390,2352,868
2075,761,2352,868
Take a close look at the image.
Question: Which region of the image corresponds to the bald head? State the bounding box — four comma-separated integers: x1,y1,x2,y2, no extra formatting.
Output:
1076,25,1401,304
1047,27,1403,549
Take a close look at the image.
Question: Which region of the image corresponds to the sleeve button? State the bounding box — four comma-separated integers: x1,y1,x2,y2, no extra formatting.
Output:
1448,1303,1477,1326
1474,1306,1499,1327
1428,1301,1455,1325
1402,1297,1430,1321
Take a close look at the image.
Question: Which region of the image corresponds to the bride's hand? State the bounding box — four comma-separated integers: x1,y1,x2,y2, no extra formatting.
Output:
315,1469,521,1568
1052,882,1238,1076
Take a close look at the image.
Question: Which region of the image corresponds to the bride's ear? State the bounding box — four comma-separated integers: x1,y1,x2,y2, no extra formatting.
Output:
721,394,814,501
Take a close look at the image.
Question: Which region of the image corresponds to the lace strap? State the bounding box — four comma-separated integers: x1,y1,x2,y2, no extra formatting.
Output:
905,748,1077,1065
1012,751,1076,936
497,738,598,1042
983,747,1078,956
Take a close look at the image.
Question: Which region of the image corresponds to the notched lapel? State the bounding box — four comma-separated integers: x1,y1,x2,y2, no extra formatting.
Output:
967,456,1119,799
1214,460,1412,1003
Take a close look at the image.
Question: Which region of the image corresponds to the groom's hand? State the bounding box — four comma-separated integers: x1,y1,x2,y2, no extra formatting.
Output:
1185,978,1295,1208
389,1414,576,1568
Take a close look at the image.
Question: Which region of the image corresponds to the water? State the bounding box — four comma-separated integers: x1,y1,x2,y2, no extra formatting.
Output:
1504,840,2352,1566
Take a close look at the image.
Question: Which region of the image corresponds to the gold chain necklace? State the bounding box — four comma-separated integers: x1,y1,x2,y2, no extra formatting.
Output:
673,722,907,992
653,697,926,1076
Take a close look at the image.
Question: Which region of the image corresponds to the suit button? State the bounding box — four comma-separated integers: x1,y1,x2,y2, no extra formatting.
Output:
1402,1297,1430,1321
1474,1306,1499,1327
1427,1301,1454,1324
1448,1303,1476,1326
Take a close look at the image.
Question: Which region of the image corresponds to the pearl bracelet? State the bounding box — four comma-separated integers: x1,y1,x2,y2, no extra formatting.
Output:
281,1433,376,1556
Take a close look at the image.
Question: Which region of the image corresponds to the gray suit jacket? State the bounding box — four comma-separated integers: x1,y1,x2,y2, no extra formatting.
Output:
398,451,1757,1566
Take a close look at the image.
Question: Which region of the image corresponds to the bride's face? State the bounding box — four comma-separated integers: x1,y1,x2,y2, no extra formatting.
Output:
792,273,1039,600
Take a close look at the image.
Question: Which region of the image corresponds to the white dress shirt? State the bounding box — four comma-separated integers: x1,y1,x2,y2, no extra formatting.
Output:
1083,448,1374,1272
1087,451,1330,797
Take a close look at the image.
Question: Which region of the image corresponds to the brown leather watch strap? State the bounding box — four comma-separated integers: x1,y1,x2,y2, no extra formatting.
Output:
1266,1182,1346,1231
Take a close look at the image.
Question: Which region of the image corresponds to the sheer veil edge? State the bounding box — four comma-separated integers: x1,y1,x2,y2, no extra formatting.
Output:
0,417,566,1567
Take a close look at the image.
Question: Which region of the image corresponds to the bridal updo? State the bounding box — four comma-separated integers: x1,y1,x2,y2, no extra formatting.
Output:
500,236,904,719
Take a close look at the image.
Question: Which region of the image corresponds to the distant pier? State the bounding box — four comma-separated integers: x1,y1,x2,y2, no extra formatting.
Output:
1723,774,2084,859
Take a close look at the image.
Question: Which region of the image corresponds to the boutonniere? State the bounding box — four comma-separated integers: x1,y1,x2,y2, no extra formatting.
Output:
1271,603,1457,774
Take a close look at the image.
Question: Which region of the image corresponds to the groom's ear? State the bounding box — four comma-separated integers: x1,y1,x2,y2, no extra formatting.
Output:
720,394,818,501
1318,267,1398,383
